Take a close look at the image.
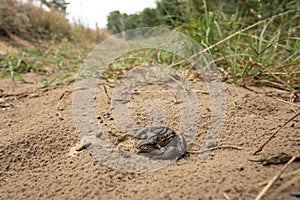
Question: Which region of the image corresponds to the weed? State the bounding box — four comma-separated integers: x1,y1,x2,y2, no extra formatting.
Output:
174,4,300,90
0,0,298,92
0,53,35,82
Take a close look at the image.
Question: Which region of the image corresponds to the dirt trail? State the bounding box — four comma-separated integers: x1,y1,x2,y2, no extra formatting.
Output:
0,73,299,199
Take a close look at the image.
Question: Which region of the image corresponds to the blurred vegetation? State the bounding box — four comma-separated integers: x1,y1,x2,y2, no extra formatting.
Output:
39,0,69,13
0,0,108,42
107,0,299,32
0,0,109,86
0,0,299,91
106,0,300,90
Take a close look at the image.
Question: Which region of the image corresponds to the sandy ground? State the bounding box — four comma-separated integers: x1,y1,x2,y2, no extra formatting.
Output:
0,73,299,200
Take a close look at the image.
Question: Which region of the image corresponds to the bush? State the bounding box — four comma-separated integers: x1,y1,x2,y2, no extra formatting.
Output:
0,0,71,40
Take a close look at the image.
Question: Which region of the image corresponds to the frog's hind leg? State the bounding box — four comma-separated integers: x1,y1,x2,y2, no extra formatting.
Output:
153,135,187,160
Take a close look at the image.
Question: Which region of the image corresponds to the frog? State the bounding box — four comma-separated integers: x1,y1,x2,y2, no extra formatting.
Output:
135,126,187,160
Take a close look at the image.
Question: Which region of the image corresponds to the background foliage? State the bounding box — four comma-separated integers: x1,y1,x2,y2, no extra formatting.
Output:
106,0,300,90
0,0,299,90
107,0,299,33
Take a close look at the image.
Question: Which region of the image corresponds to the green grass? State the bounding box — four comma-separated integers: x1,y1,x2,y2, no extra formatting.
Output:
175,7,300,90
98,49,191,83
0,40,89,87
0,0,107,87
101,6,299,91
0,53,33,83
1,1,299,93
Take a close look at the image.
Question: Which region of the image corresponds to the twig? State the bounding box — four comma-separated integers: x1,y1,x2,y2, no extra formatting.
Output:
253,112,300,155
259,80,292,91
188,145,243,154
54,90,71,117
259,169,300,186
223,192,230,200
192,89,209,94
255,156,297,200
271,96,300,108
270,173,300,199
1,91,29,98
102,84,111,101
269,72,295,92
1,88,49,100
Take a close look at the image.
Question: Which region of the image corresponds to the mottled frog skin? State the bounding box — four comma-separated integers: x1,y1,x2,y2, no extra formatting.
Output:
135,126,187,160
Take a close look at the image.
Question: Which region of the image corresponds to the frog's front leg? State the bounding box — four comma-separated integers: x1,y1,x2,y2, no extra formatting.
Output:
152,134,187,160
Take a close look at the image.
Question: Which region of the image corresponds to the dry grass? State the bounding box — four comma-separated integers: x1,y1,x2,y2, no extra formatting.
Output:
0,0,109,44
0,0,110,86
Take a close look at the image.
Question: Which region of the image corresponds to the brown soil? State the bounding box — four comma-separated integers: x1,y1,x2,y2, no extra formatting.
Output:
0,73,299,200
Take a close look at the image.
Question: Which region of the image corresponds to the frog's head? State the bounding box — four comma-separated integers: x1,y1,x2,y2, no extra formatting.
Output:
136,133,158,153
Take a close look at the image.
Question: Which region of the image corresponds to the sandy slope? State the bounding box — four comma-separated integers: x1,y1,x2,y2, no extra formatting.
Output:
0,73,299,200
